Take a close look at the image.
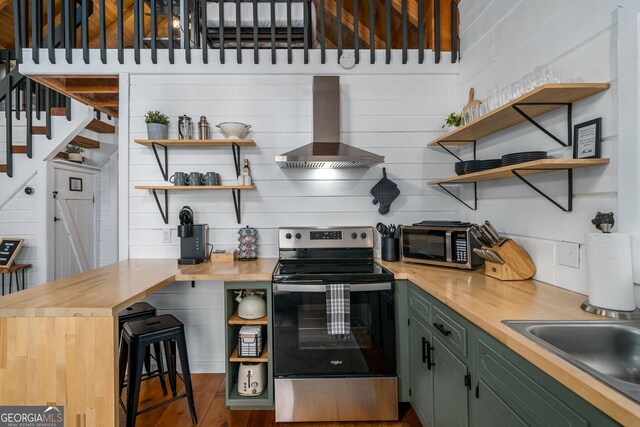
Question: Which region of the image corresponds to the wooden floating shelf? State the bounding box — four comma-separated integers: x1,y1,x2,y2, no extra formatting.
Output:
229,344,268,363
134,139,256,147
427,83,610,147
428,159,610,185
228,312,268,325
135,185,256,190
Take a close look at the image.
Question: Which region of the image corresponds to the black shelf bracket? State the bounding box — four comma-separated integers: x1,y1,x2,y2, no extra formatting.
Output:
436,182,477,210
512,168,573,212
232,189,242,224
151,189,169,224
151,143,169,181
437,140,476,162
231,143,241,177
512,102,572,147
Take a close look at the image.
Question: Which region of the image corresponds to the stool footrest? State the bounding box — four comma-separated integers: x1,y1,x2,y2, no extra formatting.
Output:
120,393,188,416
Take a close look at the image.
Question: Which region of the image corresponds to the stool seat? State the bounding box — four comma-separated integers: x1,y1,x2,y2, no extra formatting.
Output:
119,302,156,321
123,314,183,338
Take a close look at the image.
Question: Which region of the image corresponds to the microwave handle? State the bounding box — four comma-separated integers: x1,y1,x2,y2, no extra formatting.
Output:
274,282,392,293
445,231,453,263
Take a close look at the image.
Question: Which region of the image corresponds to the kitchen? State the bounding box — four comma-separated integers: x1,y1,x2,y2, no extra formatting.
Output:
0,0,638,426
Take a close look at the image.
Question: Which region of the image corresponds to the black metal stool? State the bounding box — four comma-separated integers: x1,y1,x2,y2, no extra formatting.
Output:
119,314,197,427
118,302,166,394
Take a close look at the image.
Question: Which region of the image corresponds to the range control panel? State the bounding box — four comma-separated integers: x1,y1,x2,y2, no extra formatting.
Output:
279,227,373,249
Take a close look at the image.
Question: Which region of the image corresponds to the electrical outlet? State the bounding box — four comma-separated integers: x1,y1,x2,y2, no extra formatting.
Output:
162,228,171,244
557,241,580,268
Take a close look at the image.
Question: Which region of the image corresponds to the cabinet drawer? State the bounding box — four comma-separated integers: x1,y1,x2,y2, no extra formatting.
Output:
432,306,468,358
408,285,431,324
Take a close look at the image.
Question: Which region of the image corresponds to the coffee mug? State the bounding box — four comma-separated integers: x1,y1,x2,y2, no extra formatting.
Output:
185,172,202,186
202,172,219,186
170,172,187,186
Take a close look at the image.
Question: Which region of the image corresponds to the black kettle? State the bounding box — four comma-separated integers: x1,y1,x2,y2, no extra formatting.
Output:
177,206,194,238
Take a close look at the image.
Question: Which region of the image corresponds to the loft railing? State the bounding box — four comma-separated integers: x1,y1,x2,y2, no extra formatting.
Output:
0,50,71,177
13,0,459,66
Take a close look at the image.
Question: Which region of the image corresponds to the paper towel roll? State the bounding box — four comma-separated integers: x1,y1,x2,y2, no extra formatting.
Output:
586,233,635,311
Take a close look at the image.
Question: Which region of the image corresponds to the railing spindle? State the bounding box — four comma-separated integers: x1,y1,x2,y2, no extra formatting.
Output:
401,0,407,64
117,0,124,64
183,0,191,64
286,0,292,64
369,0,374,63
6,75,13,177
65,96,71,120
270,0,276,64
82,0,89,63
12,0,22,64
45,87,51,140
134,0,141,64
168,0,174,64
337,0,342,61
385,0,390,64
253,0,258,64
202,0,208,64
32,0,40,64
47,0,55,63
100,0,106,63
35,82,40,120
219,0,225,63
450,0,457,63
20,0,28,58
434,0,441,63
15,80,21,120
26,78,32,158
151,0,157,64
418,0,424,63
303,0,309,63
320,0,326,64
235,0,241,63
64,0,72,63
353,0,358,63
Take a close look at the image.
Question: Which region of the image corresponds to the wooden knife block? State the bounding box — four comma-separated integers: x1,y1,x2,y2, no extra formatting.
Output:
483,239,536,281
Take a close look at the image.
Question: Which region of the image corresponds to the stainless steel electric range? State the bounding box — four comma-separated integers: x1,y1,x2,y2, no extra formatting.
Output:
272,226,398,423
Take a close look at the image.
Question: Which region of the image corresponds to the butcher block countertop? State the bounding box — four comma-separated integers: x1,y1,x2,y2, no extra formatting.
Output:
377,259,639,425
0,258,278,317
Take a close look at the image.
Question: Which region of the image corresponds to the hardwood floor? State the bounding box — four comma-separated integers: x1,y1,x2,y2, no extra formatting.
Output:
119,374,422,427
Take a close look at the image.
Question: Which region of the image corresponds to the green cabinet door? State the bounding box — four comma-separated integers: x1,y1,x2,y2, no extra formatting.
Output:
409,315,434,427
432,335,469,427
473,379,528,427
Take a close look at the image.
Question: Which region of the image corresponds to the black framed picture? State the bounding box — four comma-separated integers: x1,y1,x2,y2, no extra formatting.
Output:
573,118,601,159
0,238,24,268
69,177,83,192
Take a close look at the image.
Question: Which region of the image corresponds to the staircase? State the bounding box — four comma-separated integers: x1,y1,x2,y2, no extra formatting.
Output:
0,54,117,208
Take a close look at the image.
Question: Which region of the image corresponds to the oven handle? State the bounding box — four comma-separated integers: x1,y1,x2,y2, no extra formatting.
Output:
273,282,392,293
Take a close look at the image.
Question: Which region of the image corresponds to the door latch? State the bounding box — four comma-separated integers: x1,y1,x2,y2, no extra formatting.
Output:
54,217,61,222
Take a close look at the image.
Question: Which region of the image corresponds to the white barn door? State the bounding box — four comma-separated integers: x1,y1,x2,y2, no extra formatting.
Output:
53,167,98,280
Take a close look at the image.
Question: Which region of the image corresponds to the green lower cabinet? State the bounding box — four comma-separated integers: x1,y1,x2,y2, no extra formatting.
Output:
432,336,469,427
409,314,434,426
473,379,527,427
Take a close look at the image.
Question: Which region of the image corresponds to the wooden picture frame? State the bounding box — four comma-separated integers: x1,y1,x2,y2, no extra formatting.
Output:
0,239,25,268
573,118,602,159
69,177,83,192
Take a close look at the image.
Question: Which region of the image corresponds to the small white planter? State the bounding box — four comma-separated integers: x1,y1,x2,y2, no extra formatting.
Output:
443,124,458,133
147,123,169,140
68,153,83,163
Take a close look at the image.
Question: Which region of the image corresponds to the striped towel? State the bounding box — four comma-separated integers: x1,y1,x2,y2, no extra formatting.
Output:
326,284,351,336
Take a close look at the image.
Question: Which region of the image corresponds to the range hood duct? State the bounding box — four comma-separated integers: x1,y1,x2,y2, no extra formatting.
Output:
275,76,385,169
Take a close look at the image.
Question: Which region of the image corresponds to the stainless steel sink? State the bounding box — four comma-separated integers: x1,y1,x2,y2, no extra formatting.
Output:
504,320,640,403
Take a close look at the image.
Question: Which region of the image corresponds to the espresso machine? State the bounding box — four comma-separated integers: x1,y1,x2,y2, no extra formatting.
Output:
177,206,209,265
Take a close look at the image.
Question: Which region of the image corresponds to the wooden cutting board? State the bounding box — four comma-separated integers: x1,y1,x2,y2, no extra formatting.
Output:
463,88,481,113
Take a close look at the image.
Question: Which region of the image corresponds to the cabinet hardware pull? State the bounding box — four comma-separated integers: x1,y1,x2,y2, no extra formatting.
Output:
421,336,427,362
425,339,435,370
475,383,480,398
433,322,452,336
464,373,471,389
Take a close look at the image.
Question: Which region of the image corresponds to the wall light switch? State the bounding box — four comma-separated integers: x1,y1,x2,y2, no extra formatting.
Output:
162,228,171,244
557,241,580,268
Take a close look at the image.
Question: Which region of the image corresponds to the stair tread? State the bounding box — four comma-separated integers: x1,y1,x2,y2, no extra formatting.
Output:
32,126,46,135
86,119,115,134
0,165,6,173
51,107,67,117
70,135,100,149
11,146,27,154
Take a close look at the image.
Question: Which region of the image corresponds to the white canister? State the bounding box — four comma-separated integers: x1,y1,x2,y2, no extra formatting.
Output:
586,233,636,311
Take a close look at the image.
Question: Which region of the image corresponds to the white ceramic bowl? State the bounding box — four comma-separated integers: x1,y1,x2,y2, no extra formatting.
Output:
217,122,251,139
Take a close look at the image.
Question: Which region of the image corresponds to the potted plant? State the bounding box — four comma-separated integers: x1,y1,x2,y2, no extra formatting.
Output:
65,145,84,163
442,112,462,131
145,111,170,140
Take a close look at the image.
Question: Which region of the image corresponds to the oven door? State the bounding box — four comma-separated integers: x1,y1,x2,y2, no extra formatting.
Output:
273,281,396,377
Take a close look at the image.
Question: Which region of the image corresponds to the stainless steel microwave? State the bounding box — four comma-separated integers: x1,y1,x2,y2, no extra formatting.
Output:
400,225,483,269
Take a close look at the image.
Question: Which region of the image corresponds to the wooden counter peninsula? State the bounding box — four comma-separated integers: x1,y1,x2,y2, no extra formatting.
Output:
0,258,277,427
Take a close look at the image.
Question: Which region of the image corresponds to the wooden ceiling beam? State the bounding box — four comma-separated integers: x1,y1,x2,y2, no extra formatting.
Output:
323,0,386,48
66,77,119,93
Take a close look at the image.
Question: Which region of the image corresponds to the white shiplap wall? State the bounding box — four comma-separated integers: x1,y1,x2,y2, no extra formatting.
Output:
457,0,621,297
129,73,459,371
